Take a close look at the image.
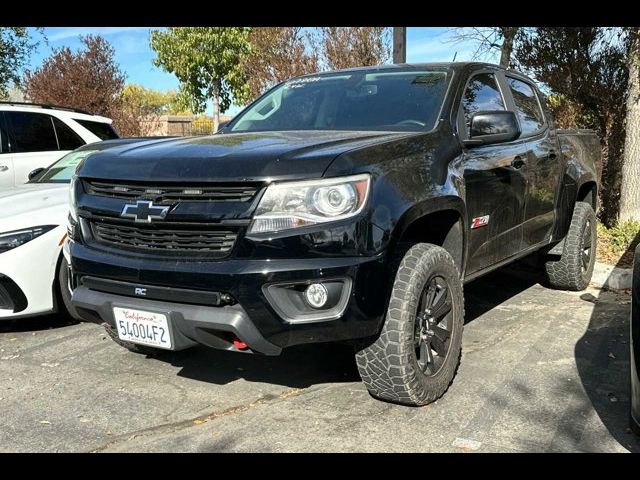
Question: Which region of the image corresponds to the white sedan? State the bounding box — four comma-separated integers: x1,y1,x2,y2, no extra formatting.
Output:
0,139,146,320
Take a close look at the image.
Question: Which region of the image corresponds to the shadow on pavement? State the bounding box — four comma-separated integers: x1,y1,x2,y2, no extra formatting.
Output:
0,312,78,333
155,341,361,389
154,264,542,389
464,264,543,324
575,232,640,452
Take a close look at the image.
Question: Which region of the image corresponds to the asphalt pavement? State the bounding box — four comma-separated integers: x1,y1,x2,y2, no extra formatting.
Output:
1,266,638,452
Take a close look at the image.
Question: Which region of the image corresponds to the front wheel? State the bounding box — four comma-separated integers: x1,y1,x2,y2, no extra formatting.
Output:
355,243,464,406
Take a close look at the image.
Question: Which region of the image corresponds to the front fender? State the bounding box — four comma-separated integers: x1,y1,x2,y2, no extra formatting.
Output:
392,195,467,244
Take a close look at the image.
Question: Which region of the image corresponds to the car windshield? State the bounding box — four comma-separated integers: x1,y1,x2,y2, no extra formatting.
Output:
229,69,450,133
36,149,98,183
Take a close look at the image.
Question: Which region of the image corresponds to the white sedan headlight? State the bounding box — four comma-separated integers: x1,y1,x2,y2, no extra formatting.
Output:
0,226,56,254
248,174,371,234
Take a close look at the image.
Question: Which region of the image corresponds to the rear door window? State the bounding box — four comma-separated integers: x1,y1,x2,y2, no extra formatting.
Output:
6,111,58,152
73,119,119,140
52,117,85,150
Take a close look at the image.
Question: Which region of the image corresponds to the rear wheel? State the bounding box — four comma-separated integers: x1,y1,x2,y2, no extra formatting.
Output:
355,243,464,406
545,202,596,291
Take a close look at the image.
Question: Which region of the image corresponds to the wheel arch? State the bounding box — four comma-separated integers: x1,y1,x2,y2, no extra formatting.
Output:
389,196,467,276
576,178,598,212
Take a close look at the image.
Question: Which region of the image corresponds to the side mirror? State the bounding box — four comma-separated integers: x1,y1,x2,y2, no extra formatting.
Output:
28,167,45,181
463,111,521,147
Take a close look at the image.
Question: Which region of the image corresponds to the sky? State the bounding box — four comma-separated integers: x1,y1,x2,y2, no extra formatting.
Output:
25,27,496,115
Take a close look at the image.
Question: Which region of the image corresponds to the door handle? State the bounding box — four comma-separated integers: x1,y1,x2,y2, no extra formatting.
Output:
0,165,8,172
511,156,525,169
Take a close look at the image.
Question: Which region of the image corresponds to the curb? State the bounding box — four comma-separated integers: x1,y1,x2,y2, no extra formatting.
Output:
590,261,633,290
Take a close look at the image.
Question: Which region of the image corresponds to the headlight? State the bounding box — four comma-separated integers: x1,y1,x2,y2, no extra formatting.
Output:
0,226,57,254
68,175,78,222
248,174,371,234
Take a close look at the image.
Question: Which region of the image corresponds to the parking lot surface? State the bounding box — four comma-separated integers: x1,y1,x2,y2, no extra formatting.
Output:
1,267,639,452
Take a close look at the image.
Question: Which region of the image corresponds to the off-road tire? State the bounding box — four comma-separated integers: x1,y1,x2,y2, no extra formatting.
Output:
545,202,596,291
57,257,83,321
355,243,464,406
103,323,163,356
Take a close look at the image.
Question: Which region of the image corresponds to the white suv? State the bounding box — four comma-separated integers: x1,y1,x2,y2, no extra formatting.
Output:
0,102,119,188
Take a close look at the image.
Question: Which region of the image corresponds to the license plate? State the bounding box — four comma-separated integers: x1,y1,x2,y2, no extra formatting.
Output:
113,307,172,349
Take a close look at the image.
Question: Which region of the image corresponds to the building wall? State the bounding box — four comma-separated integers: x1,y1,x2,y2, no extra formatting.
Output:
140,115,233,137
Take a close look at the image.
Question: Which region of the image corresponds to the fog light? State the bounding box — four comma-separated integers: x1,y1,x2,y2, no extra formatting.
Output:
304,283,328,309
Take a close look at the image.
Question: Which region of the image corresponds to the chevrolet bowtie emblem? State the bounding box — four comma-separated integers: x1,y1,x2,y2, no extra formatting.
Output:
120,200,170,223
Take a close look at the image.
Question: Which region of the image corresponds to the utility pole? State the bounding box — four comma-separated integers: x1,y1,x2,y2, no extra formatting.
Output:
393,27,406,64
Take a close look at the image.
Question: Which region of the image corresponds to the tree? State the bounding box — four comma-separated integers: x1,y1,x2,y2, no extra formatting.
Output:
0,28,43,98
119,84,192,136
515,27,629,225
121,84,184,116
237,27,319,103
150,27,251,133
620,27,640,223
320,27,391,70
23,35,137,135
448,27,522,68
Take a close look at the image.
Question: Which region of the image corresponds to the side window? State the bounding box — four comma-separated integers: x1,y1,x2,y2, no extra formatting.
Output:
0,114,8,154
506,77,545,135
6,112,58,153
52,117,85,150
73,119,119,140
461,73,505,134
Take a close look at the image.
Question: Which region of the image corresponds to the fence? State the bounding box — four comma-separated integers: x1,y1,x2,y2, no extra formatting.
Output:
191,116,214,136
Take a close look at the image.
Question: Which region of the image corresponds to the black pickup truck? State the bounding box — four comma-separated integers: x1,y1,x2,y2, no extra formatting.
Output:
68,62,600,405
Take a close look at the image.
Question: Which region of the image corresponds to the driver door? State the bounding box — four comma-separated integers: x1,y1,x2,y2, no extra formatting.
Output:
459,71,529,275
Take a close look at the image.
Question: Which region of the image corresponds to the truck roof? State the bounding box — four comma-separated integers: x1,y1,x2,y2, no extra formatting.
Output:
296,62,529,80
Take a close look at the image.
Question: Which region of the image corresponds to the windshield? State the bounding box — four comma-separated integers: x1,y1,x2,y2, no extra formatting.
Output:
229,69,450,133
36,149,98,183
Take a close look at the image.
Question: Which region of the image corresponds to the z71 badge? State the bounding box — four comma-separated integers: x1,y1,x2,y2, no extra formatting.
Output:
471,215,490,229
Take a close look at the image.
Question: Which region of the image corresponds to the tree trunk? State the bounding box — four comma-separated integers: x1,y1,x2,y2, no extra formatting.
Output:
499,27,518,68
600,118,625,227
211,81,220,134
619,28,640,223
393,27,406,64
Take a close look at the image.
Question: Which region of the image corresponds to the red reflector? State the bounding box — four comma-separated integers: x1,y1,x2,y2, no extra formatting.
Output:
233,338,248,350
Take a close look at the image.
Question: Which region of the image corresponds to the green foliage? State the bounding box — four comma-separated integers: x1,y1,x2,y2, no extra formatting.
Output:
121,84,184,116
168,86,199,115
149,27,251,114
597,220,640,259
546,93,597,129
0,27,43,98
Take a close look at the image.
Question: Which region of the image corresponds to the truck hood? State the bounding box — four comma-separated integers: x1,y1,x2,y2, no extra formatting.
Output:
0,183,69,231
78,131,408,182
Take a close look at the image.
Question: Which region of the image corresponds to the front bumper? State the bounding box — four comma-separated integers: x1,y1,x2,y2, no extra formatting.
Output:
70,242,389,354
72,286,283,354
